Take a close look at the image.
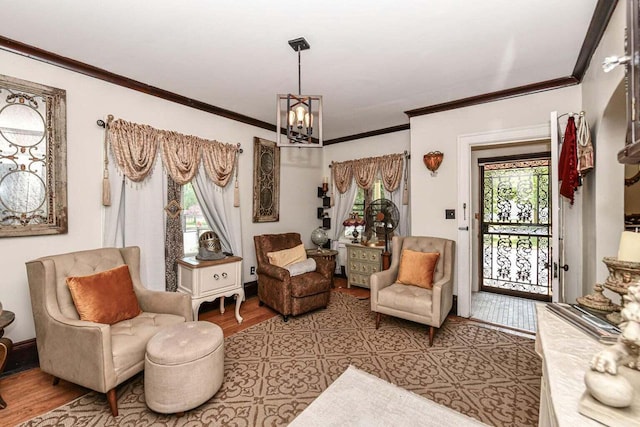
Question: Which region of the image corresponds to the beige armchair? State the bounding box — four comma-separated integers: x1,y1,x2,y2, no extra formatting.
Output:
25,246,192,416
370,236,455,346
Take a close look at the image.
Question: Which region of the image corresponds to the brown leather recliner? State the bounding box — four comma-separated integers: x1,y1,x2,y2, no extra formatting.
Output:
254,233,334,321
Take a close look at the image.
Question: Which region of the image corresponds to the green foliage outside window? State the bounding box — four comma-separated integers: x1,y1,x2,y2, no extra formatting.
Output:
182,183,210,255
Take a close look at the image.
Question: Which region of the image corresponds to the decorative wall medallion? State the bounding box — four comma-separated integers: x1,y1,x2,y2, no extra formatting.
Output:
252,137,280,223
164,199,182,219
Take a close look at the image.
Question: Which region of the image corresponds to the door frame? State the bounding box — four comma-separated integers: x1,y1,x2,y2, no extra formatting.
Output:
477,153,553,301
456,123,551,318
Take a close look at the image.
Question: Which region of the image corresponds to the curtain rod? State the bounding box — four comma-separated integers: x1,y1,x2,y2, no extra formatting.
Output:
328,150,409,168
96,117,243,153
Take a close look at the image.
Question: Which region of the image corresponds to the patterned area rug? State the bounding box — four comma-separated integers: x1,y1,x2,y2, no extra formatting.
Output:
21,292,541,426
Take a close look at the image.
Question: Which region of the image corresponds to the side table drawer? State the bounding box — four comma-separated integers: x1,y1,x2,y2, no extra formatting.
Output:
198,264,238,293
177,256,244,324
348,260,381,275
349,247,381,262
349,273,371,288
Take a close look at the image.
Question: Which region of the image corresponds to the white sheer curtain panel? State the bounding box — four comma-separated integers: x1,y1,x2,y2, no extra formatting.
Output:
192,168,242,258
102,158,167,291
389,184,410,237
330,181,358,273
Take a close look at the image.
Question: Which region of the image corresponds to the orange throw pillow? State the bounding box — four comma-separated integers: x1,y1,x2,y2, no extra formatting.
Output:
396,249,440,289
66,265,142,324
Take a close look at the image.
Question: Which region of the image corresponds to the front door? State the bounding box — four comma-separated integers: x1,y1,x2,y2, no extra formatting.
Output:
479,155,552,301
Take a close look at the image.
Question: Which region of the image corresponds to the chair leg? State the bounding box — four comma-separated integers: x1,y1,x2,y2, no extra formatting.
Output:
375,312,381,329
282,315,289,322
52,376,60,386
106,388,118,416
258,300,264,306
428,326,435,347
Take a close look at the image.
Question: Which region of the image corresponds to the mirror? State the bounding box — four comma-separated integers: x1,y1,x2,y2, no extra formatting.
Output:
0,74,67,237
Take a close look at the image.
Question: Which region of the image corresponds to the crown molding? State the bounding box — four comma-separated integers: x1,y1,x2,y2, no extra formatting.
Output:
404,77,579,118
1,0,616,142
324,124,410,145
572,0,619,79
404,0,615,120
0,35,276,133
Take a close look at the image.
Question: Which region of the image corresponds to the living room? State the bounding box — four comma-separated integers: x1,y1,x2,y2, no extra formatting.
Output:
0,1,635,425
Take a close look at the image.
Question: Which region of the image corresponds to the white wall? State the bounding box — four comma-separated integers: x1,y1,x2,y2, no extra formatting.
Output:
322,130,410,173
0,49,321,342
580,0,627,293
409,86,582,298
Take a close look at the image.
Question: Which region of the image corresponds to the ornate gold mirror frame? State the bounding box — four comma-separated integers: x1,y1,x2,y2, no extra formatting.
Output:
252,137,280,223
0,74,67,237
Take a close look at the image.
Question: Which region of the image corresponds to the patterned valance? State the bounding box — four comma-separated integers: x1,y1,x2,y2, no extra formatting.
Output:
108,118,239,186
331,153,404,194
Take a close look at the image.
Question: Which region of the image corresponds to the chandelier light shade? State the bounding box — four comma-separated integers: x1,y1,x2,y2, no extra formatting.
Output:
277,37,323,147
423,151,444,176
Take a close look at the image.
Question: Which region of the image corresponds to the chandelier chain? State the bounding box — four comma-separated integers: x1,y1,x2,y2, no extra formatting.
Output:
297,46,302,95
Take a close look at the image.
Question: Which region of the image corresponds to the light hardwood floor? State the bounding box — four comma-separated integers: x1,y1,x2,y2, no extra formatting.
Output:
0,283,368,426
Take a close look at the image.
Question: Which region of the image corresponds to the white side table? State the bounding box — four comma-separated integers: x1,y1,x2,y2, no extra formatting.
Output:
177,256,244,323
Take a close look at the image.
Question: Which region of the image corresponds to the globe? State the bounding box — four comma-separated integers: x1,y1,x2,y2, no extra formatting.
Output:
311,227,329,251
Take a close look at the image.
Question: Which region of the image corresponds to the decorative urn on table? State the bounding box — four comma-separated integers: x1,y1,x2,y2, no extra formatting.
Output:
579,231,640,424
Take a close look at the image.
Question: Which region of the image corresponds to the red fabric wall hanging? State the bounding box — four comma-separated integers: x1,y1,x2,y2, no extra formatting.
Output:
559,117,578,204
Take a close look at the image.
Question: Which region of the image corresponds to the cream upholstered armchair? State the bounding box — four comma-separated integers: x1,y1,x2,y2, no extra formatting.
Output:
370,236,455,346
25,246,192,416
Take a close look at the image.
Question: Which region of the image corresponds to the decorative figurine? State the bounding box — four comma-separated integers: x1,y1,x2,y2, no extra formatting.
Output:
585,285,640,408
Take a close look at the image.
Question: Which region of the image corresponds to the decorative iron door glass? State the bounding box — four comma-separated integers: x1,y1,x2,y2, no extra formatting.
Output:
0,74,67,237
480,158,551,300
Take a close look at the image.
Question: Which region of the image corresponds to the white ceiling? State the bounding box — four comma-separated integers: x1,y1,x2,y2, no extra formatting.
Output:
1,0,598,140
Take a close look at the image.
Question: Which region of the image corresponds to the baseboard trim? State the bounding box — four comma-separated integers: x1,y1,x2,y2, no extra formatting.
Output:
243,280,258,299
2,338,38,377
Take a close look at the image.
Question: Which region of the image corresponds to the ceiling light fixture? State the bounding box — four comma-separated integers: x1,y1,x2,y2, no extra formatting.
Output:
276,37,323,147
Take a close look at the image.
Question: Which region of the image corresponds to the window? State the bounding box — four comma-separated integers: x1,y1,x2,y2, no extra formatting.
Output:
344,179,386,238
0,74,67,237
181,183,210,255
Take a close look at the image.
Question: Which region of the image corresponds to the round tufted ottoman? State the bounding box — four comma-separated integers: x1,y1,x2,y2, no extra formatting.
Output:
144,321,224,414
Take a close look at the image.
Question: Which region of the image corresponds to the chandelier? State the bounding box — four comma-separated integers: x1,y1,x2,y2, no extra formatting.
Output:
276,37,323,147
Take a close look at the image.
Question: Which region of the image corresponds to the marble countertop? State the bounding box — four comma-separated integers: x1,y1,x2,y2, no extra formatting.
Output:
535,304,605,426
